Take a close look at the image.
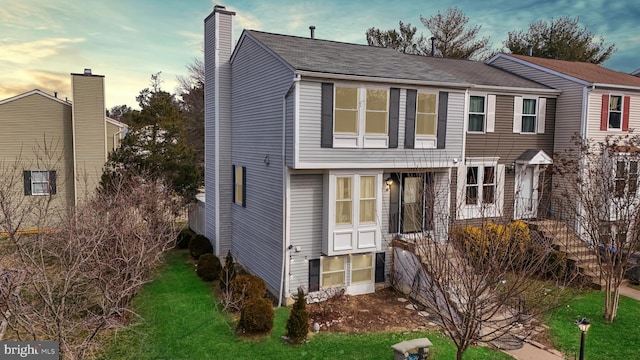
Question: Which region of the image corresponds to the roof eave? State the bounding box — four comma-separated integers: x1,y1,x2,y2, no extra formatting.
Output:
592,83,640,92
295,70,472,89
471,84,561,96
488,54,592,87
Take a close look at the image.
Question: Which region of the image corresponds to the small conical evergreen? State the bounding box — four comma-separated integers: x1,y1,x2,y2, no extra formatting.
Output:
285,287,309,343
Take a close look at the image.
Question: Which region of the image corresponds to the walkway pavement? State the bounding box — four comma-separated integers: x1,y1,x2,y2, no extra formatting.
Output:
501,283,640,359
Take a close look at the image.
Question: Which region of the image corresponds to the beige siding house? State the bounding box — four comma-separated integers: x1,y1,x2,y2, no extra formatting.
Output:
0,69,126,230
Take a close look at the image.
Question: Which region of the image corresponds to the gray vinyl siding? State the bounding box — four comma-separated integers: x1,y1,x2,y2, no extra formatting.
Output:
296,81,464,169
230,35,295,295
466,96,555,163
489,57,583,156
204,11,234,256
71,74,106,201
288,174,323,295
0,93,74,223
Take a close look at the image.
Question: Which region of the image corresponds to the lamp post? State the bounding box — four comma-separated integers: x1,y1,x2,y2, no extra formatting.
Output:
575,318,591,360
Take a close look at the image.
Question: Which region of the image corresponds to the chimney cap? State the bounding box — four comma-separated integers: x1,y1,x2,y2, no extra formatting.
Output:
84,68,92,75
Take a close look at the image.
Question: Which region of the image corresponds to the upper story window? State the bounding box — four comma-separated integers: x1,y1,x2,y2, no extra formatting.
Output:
468,96,485,132
332,86,389,148
513,96,546,134
24,170,56,196
609,95,623,130
416,93,437,137
521,99,537,133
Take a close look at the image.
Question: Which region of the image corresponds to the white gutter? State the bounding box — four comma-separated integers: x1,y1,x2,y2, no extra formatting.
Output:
279,74,300,306
591,83,640,92
471,85,562,96
295,70,472,89
214,11,221,256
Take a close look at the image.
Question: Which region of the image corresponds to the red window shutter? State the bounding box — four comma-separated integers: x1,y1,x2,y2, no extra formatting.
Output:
622,96,631,131
601,94,609,131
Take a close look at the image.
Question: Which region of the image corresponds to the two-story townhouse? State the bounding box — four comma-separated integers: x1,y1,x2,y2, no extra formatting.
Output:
422,58,559,222
206,6,471,304
488,54,640,237
0,69,126,229
204,6,565,304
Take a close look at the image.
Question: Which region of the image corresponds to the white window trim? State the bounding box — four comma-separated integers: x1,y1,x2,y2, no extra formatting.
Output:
414,90,438,149
333,84,389,149
608,94,624,130
457,158,505,220
325,171,382,256
513,96,546,134
467,94,496,133
319,254,376,295
30,170,51,196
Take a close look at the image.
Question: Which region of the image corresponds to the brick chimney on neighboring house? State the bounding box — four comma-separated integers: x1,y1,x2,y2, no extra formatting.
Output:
204,5,235,256
71,68,106,204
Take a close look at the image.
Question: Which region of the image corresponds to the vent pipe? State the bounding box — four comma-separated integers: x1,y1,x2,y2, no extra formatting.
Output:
54,91,57,98
84,68,92,75
527,45,533,56
430,36,436,57
309,26,316,39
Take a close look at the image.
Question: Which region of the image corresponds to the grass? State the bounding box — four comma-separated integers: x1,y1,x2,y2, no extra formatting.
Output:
546,291,640,360
97,250,512,360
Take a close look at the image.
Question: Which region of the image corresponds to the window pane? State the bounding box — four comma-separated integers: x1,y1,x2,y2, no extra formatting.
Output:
416,114,437,136
468,114,484,132
360,199,375,223
32,171,48,182
483,185,495,204
404,177,422,203
469,96,485,113
610,96,622,111
322,271,345,287
466,186,478,205
352,268,373,284
522,99,536,115
366,89,388,111
322,256,345,272
360,176,375,198
365,111,387,134
352,254,373,269
609,112,621,129
630,161,638,193
483,167,495,184
335,109,358,133
522,116,536,133
336,202,352,224
235,167,243,204
335,87,358,109
417,93,436,113
33,183,49,195
336,177,352,200
616,161,625,178
467,167,478,185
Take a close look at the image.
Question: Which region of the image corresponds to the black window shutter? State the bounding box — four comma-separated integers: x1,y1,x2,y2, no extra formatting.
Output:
242,166,247,208
375,252,386,283
321,83,334,148
309,259,320,292
404,89,417,149
437,91,448,149
232,165,236,204
389,173,400,234
23,171,31,196
388,88,400,148
49,170,57,195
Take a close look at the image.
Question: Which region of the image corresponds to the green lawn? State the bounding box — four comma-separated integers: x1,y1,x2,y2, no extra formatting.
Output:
546,291,640,360
97,250,511,360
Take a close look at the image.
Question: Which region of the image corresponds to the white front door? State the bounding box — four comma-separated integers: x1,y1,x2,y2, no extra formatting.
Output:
515,165,537,219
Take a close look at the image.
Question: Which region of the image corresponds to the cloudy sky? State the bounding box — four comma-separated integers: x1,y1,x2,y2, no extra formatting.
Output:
1,0,638,109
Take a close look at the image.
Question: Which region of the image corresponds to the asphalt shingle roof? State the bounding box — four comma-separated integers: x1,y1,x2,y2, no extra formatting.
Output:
506,54,640,88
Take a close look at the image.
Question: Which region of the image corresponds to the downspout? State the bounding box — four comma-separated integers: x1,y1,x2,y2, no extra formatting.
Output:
576,85,595,240
279,74,301,306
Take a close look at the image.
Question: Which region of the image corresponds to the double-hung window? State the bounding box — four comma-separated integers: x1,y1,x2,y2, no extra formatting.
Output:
233,165,246,207
333,86,389,148
615,158,638,198
458,162,504,220
416,92,437,137
468,96,486,132
23,170,56,196
464,166,495,205
521,99,537,133
609,95,623,130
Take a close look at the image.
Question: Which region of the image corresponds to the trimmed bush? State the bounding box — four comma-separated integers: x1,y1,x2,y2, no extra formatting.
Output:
231,274,267,301
197,253,222,281
189,234,213,260
220,251,237,291
176,228,195,249
285,287,309,343
238,297,274,334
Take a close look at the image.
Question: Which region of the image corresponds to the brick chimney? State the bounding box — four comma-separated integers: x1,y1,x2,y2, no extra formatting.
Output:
204,5,235,256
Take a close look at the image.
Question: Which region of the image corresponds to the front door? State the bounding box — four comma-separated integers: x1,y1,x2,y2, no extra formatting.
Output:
515,165,537,219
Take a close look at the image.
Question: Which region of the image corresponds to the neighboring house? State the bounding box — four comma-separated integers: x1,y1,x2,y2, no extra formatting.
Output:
488,54,640,235
0,69,126,229
203,6,559,303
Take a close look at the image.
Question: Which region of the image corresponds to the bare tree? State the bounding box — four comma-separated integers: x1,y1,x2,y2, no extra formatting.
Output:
392,170,574,360
366,21,429,55
553,134,640,322
420,7,490,60
0,166,180,359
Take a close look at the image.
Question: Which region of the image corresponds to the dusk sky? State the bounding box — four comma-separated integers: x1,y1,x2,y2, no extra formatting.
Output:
1,0,638,109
